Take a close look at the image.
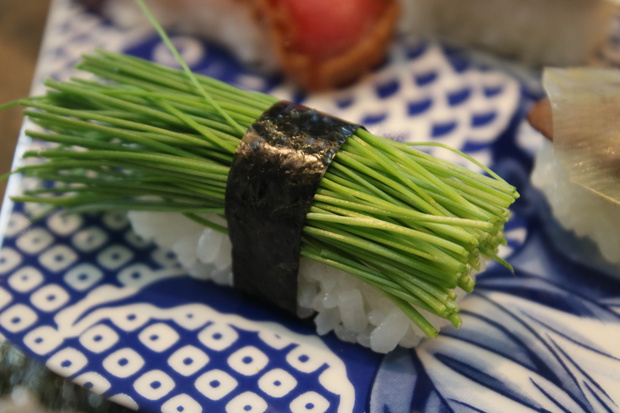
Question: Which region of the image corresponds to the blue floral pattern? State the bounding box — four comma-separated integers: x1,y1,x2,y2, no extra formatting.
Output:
370,231,620,412
1,1,618,412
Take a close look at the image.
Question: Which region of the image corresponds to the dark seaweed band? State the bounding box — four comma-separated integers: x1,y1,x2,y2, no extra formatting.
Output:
225,101,359,314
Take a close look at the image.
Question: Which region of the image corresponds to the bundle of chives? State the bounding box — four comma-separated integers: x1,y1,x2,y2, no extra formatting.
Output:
3,49,518,338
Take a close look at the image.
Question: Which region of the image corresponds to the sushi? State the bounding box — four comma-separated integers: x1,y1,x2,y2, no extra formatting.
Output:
83,0,620,90
400,0,619,67
1,7,519,353
77,0,400,90
529,67,620,273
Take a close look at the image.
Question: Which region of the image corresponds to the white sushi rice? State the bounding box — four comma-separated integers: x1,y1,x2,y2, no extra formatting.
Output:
531,139,620,265
128,211,477,353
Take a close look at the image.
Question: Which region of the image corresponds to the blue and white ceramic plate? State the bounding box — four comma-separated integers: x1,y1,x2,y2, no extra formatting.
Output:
1,1,620,412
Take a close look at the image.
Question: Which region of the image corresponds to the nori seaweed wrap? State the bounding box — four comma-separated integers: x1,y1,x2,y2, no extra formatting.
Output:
226,101,359,314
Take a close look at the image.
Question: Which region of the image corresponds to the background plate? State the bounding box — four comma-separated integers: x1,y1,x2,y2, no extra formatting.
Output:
1,1,619,412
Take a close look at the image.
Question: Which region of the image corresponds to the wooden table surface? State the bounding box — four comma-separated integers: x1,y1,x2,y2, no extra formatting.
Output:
0,0,50,211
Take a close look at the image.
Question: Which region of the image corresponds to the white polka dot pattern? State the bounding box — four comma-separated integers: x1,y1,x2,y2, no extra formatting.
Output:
101,212,129,231
198,323,239,352
133,369,175,401
161,394,203,413
171,305,212,330
46,347,88,376
47,213,83,237
38,245,78,273
225,391,268,413
0,287,12,310
258,369,297,398
8,267,44,292
72,226,109,252
3,214,29,238
286,347,324,374
290,391,330,413
138,323,180,353
30,284,70,312
195,369,238,401
80,325,120,354
97,245,134,270
111,309,150,332
0,304,38,333
64,264,103,291
0,248,22,275
167,345,210,377
103,348,145,378
227,346,269,376
24,326,64,355
73,371,112,395
16,228,54,254
258,331,294,350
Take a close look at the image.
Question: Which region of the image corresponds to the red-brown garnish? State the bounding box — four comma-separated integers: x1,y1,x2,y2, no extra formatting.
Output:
256,0,400,90
527,98,553,140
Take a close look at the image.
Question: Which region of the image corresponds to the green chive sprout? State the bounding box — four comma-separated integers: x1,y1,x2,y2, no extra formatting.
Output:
1,1,518,337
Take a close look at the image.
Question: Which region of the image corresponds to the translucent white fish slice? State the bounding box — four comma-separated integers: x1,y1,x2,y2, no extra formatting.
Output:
544,67,620,204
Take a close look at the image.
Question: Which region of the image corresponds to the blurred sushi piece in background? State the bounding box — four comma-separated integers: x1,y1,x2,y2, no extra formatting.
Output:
77,0,400,90
529,67,620,277
79,0,620,91
399,0,620,67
